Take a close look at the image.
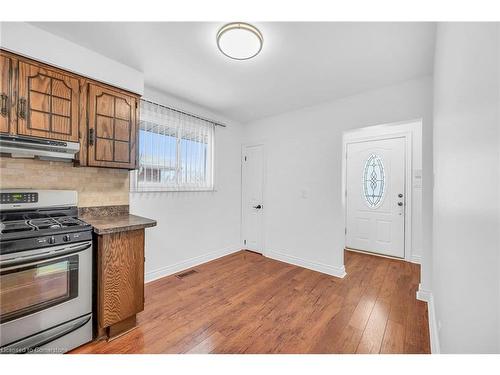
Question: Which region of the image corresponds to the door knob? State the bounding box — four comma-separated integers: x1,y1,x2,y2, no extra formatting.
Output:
253,204,262,209
397,202,403,206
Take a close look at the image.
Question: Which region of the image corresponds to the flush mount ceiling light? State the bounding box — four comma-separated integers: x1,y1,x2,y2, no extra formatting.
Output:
216,22,263,60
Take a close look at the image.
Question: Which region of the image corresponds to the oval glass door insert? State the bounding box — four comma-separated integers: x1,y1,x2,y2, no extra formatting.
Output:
363,154,385,208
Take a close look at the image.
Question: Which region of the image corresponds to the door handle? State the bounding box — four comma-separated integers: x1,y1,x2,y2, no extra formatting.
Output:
18,97,27,119
253,204,262,209
88,128,95,146
0,241,92,269
397,202,403,206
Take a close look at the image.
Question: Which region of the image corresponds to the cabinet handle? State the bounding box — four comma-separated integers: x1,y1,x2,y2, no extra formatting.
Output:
18,97,27,119
88,128,95,146
0,93,7,117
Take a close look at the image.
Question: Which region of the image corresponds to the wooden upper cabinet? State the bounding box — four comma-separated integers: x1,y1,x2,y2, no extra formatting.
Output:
87,83,137,169
0,54,13,134
17,61,80,142
0,50,140,170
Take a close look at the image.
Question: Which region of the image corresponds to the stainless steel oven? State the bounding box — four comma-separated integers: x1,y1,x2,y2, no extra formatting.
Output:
0,190,93,354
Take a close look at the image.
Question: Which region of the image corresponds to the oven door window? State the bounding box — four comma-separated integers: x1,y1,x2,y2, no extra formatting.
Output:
0,255,79,323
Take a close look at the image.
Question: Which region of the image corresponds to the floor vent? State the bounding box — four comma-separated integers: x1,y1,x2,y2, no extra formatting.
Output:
175,269,198,279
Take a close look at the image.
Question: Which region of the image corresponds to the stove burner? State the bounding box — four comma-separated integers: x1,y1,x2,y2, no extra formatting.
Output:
28,218,66,230
56,217,82,227
0,221,34,234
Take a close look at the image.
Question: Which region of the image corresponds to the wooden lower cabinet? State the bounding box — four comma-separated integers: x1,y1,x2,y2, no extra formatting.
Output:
96,229,145,339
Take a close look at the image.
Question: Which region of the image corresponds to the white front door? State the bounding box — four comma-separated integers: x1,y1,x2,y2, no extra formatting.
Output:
346,137,406,258
241,144,264,252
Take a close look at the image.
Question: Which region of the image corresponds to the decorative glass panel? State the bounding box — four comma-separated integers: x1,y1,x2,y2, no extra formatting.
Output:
363,154,385,208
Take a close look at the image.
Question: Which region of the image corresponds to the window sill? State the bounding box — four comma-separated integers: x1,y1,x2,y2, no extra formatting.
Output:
130,189,217,193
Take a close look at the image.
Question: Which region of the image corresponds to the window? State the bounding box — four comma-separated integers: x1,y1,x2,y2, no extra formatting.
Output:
131,100,215,192
363,154,385,208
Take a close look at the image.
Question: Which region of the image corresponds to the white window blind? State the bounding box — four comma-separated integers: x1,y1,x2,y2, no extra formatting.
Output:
131,100,215,192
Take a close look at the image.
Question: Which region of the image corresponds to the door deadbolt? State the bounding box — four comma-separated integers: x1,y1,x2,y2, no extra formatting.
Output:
398,193,403,198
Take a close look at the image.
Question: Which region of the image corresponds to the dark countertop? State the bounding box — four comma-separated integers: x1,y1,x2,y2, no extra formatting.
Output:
79,206,157,235
80,214,157,235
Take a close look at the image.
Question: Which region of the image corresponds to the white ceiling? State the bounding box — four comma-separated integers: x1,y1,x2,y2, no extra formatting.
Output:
31,22,436,123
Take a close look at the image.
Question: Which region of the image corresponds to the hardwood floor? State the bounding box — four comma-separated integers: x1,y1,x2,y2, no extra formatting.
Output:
71,250,430,354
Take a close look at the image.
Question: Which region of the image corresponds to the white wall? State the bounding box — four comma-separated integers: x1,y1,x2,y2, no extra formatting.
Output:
432,23,500,353
243,76,433,280
130,87,244,282
0,22,143,94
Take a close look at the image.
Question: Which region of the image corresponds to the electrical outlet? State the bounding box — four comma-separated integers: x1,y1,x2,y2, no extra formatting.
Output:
300,189,309,199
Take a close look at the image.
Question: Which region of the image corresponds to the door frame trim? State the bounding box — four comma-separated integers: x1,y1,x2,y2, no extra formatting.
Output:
240,143,266,255
342,128,413,261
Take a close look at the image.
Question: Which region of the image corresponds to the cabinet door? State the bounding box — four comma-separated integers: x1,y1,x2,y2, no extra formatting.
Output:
0,54,13,134
17,61,80,142
98,229,145,328
87,84,137,169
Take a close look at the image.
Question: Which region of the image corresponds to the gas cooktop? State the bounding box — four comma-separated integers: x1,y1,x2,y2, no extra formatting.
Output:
0,214,91,247
1,216,89,234
0,190,92,254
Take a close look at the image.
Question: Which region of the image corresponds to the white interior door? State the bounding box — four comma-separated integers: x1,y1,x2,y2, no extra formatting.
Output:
346,137,406,258
242,145,264,252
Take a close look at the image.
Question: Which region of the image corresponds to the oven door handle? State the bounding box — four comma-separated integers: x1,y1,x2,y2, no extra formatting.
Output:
0,313,91,354
0,241,92,269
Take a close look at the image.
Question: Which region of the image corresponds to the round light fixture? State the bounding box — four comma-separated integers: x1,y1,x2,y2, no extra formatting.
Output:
216,22,263,60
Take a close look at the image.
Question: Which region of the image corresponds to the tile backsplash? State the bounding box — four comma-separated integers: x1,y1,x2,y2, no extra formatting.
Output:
0,157,130,207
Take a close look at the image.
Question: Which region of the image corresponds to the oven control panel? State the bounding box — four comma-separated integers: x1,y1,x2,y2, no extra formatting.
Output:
0,192,39,204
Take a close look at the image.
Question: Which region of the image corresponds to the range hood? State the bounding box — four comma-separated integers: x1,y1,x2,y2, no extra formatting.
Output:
0,135,80,161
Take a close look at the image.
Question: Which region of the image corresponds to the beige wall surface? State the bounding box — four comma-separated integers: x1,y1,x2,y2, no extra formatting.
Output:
0,157,129,207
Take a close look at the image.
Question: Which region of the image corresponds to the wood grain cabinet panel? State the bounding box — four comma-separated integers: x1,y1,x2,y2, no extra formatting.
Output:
87,84,138,169
17,61,80,141
97,229,145,329
0,54,14,134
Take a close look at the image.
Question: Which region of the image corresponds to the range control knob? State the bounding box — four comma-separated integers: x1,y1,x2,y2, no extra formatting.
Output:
48,236,56,244
63,234,71,242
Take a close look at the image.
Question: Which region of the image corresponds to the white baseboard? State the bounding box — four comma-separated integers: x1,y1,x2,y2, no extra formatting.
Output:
145,245,240,283
265,249,347,279
416,283,431,301
410,254,422,264
416,284,440,353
